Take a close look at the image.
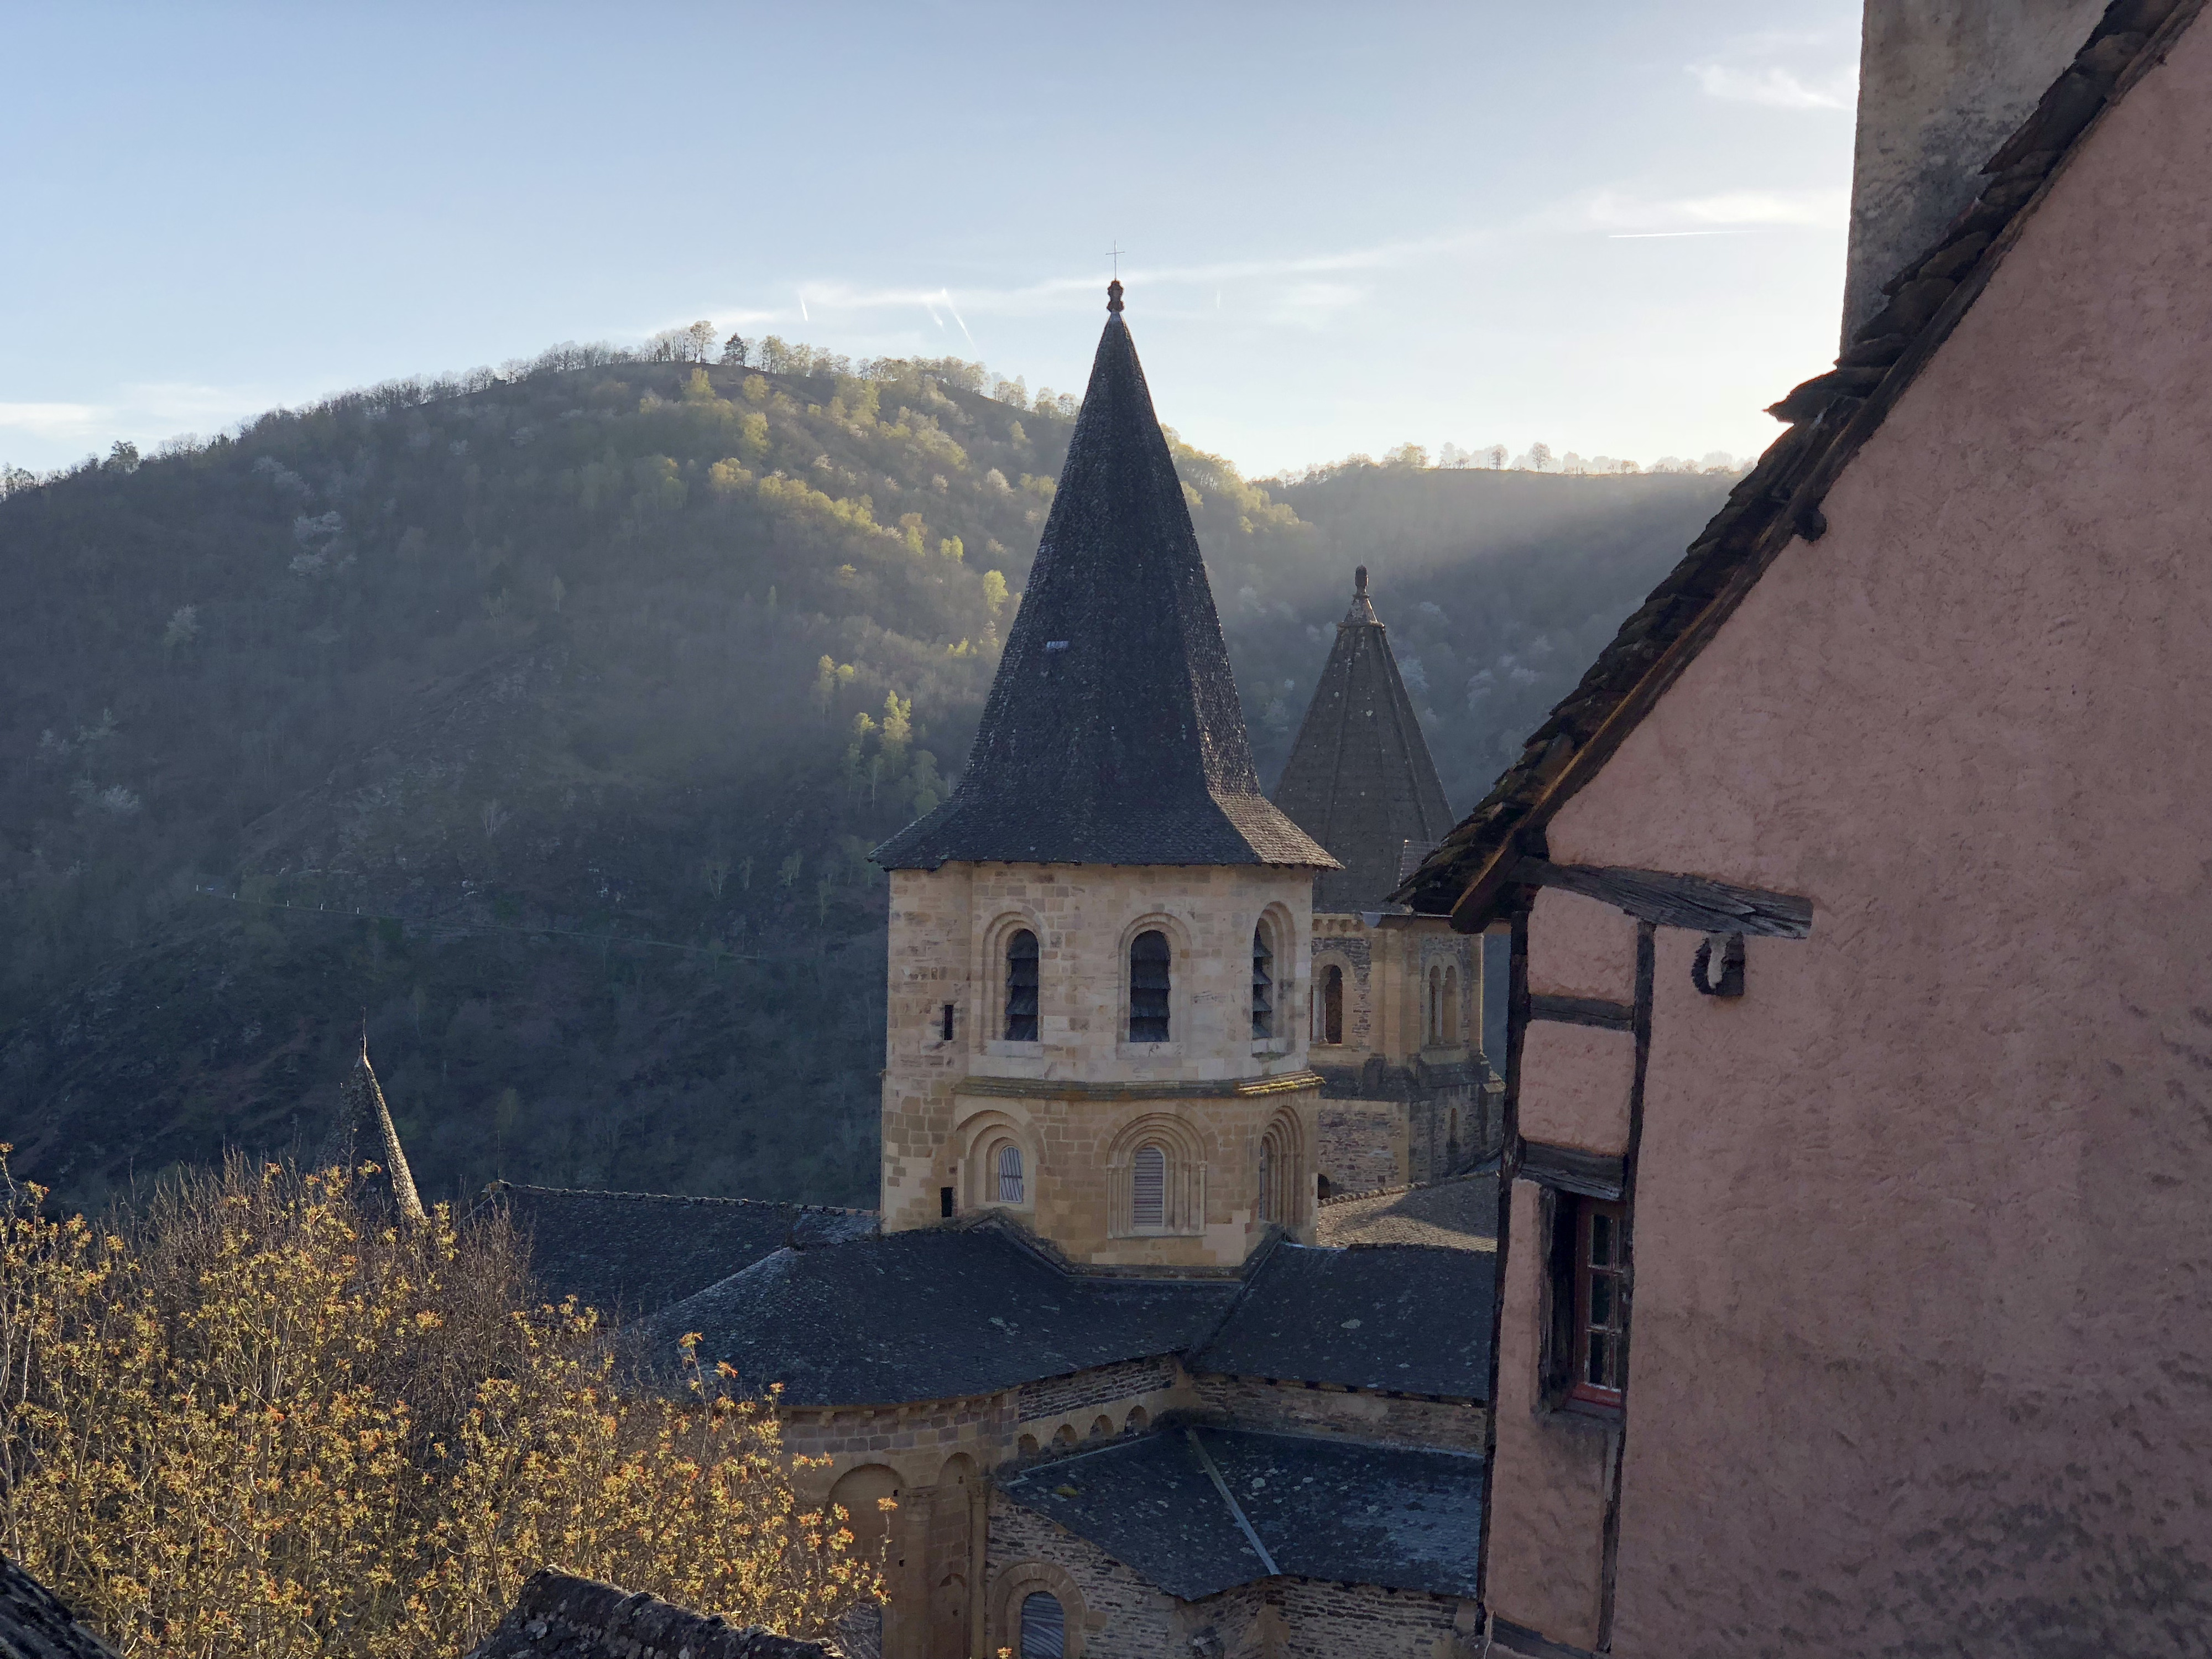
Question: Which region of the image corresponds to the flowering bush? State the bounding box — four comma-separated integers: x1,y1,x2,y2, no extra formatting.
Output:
0,1154,879,1658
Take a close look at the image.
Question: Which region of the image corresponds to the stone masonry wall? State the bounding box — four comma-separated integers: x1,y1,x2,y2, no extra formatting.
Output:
1190,1374,1489,1452
1019,1358,1181,1423
989,1500,1175,1658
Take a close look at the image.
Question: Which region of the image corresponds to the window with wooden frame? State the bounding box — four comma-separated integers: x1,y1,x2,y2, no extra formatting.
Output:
1547,1193,1630,1408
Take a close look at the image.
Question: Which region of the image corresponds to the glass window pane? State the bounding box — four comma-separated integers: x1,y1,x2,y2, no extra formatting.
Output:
1590,1211,1614,1267
1589,1274,1613,1327
1586,1333,1609,1387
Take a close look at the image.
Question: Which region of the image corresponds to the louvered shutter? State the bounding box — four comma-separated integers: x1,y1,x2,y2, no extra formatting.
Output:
1020,1592,1065,1658
1132,1144,1166,1229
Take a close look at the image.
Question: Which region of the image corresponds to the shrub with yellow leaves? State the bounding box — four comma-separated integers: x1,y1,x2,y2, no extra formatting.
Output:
0,1152,880,1659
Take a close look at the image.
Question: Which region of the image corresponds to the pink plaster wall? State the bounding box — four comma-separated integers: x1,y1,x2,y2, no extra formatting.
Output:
1525,888,1639,1003
1516,1022,1635,1156
1507,22,2212,1652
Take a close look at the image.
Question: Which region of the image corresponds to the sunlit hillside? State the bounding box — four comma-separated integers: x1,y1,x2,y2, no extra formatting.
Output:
0,341,1734,1213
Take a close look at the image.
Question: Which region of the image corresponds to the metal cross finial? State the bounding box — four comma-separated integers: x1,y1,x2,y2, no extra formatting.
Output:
1107,241,1125,277
1105,243,1127,314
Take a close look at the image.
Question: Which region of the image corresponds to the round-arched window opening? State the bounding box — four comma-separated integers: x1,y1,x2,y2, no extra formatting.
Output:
1251,922,1275,1040
1020,1590,1067,1658
1317,964,1344,1046
1443,965,1460,1044
1005,928,1040,1042
995,1141,1025,1204
1129,930,1171,1042
1125,1405,1150,1433
1131,1142,1167,1230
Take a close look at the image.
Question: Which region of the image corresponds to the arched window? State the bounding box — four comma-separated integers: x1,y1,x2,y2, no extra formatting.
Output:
1020,1590,1067,1658
1129,930,1171,1042
1131,1142,1166,1229
1250,922,1275,1040
1317,964,1344,1046
1426,966,1442,1044
1260,1112,1301,1228
1004,928,1039,1041
1443,966,1460,1044
995,1141,1025,1204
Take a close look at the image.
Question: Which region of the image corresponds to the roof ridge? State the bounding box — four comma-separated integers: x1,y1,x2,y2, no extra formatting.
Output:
484,1180,877,1216
1400,0,2205,923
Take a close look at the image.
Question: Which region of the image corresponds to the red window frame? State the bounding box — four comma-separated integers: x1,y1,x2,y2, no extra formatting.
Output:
1569,1198,1629,1408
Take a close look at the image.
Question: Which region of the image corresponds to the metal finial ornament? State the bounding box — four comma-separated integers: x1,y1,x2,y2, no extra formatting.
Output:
1107,278,1124,316
1355,565,1369,597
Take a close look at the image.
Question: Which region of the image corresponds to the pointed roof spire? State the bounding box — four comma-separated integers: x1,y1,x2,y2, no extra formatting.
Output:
875,292,1334,871
326,1018,426,1222
1271,568,1454,911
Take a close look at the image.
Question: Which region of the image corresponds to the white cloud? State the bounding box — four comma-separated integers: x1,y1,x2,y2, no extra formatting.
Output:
1587,186,1849,233
0,402,103,436
1688,61,1856,111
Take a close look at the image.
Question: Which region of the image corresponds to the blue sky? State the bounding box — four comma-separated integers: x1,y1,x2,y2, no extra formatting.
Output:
1,1,1863,478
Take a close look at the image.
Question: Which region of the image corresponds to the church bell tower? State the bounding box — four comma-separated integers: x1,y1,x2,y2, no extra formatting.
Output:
873,284,1338,1271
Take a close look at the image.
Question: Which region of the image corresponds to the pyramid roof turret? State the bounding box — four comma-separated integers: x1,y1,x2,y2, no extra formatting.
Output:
1272,567,1454,911
875,286,1333,870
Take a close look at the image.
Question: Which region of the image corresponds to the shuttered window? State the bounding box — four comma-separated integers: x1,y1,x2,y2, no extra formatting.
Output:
1250,924,1274,1040
1020,1591,1066,1658
1128,930,1171,1042
1131,1143,1166,1229
1004,929,1040,1042
996,1142,1025,1204
1319,964,1344,1045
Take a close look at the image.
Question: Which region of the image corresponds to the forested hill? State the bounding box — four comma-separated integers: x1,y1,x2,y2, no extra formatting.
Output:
0,343,1732,1213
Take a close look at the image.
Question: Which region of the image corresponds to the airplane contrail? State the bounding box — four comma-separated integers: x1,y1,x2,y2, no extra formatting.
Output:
939,290,977,350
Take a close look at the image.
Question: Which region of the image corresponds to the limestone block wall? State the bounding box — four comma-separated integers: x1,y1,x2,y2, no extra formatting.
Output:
883,861,1323,1264
1188,1374,1489,1453
1317,1102,1404,1193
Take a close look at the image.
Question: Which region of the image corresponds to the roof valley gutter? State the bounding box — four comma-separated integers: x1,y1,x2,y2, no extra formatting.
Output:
1185,1427,1279,1577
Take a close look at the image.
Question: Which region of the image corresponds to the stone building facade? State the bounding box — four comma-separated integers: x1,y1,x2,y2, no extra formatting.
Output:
1271,572,1500,1194
498,291,1500,1659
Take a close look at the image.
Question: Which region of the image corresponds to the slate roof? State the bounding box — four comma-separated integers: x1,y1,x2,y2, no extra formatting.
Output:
491,1183,878,1319
464,1569,833,1659
321,1035,424,1222
874,288,1334,872
1272,568,1456,911
1189,1242,1494,1399
0,1557,119,1659
637,1223,1497,1410
1398,0,2204,925
998,1427,1485,1600
637,1224,1240,1407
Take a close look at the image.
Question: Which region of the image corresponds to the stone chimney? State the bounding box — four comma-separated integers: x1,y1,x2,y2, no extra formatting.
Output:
1843,0,2109,342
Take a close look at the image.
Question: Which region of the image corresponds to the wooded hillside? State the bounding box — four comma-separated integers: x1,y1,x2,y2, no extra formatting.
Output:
0,344,1731,1212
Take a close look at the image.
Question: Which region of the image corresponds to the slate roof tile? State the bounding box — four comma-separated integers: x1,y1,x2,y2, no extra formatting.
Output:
1398,0,2204,925
1189,1242,1494,1399
0,1559,118,1659
1271,568,1457,912
463,1569,833,1659
998,1428,1485,1600
874,290,1334,872
491,1183,878,1319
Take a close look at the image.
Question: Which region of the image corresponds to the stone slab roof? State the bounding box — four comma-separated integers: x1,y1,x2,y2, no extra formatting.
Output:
0,1557,119,1659
638,1224,1240,1407
999,1427,1485,1601
639,1224,1497,1410
1399,0,2204,925
490,1183,878,1319
1272,568,1456,911
874,291,1334,872
463,1569,833,1659
1315,1173,1499,1251
1189,1242,1494,1400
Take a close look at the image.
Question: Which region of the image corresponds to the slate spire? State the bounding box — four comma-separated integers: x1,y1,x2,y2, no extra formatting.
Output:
322,1019,426,1222
875,290,1334,870
1271,567,1454,911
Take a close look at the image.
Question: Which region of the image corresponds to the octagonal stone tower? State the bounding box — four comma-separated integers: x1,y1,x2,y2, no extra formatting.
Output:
873,285,1338,1271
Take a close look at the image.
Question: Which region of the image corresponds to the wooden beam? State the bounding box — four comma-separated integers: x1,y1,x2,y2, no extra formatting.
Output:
1515,859,1812,938
1528,994,1636,1032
